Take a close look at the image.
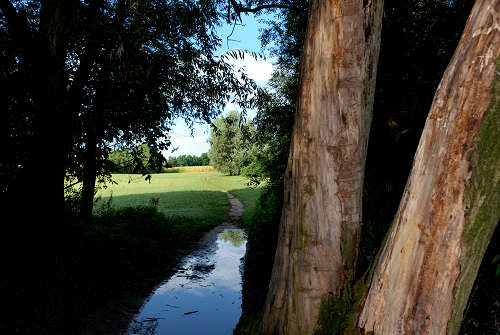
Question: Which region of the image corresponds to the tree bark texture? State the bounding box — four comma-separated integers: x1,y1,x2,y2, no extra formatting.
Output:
261,1,384,334
356,1,500,334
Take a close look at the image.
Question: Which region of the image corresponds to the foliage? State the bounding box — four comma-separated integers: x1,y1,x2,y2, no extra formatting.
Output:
91,206,178,249
167,155,178,167
494,253,500,277
315,287,353,335
168,152,210,167
236,182,283,333
0,0,257,217
108,143,160,174
208,111,259,176
460,225,500,335
0,205,214,334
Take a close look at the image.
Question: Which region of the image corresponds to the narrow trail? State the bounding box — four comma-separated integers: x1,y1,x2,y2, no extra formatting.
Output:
181,190,244,258
222,190,244,224
78,190,245,335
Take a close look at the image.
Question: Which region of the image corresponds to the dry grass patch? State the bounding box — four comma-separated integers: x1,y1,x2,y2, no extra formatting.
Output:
163,165,215,173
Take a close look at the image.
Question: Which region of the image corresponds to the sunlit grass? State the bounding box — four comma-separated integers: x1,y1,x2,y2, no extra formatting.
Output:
95,171,260,226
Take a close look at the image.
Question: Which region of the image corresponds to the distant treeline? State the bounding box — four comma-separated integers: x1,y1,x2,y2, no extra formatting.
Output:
108,144,210,173
166,153,210,167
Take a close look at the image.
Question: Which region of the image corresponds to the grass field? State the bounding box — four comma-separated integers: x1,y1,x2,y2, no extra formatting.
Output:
95,169,260,226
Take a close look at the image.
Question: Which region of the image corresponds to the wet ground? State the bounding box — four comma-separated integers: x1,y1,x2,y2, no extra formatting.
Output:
78,191,246,335
127,226,246,335
126,191,246,335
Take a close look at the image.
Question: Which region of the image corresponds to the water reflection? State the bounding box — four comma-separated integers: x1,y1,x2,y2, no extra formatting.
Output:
218,229,245,248
127,228,246,335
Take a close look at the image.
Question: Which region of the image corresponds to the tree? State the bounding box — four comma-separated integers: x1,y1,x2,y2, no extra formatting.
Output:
177,154,198,166
165,153,210,167
244,0,476,271
260,0,384,333
358,0,476,274
208,111,257,175
232,0,490,333
355,1,499,333
0,0,80,223
200,152,210,166
71,0,256,219
167,156,178,167
108,144,158,174
0,0,257,221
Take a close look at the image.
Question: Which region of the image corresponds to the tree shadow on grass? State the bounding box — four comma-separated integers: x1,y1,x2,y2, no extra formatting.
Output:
82,189,257,334
95,190,232,225
1,188,259,335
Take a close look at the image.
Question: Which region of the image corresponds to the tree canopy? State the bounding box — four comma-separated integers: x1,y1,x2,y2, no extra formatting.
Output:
208,110,259,176
1,0,257,217
168,153,210,167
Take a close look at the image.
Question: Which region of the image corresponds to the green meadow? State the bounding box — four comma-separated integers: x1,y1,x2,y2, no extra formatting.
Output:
95,169,260,226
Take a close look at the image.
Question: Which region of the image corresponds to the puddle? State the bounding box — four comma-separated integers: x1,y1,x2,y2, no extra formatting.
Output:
127,227,247,335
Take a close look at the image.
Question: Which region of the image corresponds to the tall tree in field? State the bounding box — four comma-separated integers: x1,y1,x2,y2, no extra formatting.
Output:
261,0,384,333
356,0,500,334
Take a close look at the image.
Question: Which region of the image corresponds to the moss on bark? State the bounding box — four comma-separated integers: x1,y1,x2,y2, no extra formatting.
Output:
449,57,500,335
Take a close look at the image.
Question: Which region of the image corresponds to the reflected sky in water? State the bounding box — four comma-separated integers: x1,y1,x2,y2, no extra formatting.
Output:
128,228,246,335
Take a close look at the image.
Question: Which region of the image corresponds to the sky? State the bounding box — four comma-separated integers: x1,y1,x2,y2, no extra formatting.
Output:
163,13,276,158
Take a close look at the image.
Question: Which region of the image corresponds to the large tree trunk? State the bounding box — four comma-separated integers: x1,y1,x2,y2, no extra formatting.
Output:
261,1,384,334
356,1,500,334
4,0,74,235
80,126,98,220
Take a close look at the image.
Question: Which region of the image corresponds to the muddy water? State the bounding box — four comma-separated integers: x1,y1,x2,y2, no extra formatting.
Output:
125,191,246,334
74,192,246,335
126,218,246,335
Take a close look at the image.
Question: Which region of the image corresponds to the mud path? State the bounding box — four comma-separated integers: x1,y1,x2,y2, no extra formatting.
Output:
193,190,244,248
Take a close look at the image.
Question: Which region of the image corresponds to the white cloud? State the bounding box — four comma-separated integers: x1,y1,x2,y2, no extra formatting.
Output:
228,56,275,86
163,134,210,157
163,55,274,157
163,120,211,157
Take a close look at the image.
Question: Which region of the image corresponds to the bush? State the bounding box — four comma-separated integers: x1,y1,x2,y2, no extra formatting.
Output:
0,205,218,334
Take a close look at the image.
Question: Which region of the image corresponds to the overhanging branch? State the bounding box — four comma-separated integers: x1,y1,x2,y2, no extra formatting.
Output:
228,0,289,21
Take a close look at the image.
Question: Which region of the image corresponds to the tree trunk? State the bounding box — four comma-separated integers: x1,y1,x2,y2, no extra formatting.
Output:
261,1,384,334
6,0,74,228
356,1,500,334
80,126,98,220
36,0,71,219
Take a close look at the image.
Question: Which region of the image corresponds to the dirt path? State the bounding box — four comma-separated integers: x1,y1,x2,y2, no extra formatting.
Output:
223,190,244,224
194,190,244,248
77,190,244,335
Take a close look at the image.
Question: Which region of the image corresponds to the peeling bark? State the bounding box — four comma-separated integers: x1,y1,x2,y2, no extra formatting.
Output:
260,1,384,334
356,1,500,334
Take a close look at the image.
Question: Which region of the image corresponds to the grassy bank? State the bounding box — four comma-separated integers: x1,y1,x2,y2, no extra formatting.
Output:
1,169,260,334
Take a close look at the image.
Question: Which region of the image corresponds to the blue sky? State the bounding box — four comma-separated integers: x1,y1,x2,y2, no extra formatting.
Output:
163,13,276,158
